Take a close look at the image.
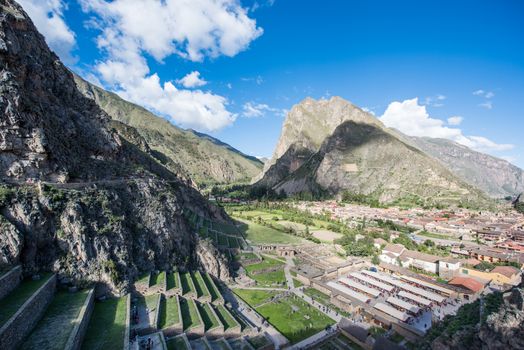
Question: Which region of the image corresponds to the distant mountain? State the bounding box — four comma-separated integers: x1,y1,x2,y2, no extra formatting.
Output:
74,75,263,185
256,97,492,208
407,137,524,198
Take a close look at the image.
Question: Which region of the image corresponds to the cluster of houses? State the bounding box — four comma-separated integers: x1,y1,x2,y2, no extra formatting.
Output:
378,243,522,295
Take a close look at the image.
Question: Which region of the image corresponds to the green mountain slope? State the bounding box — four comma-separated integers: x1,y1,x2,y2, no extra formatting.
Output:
74,75,263,186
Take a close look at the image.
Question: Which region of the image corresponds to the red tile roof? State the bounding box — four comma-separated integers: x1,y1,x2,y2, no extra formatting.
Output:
491,266,520,278
449,277,485,293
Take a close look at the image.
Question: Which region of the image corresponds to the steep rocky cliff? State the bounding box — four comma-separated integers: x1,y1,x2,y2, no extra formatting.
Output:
74,75,263,186
257,97,491,208
426,286,524,350
409,137,524,199
0,0,230,292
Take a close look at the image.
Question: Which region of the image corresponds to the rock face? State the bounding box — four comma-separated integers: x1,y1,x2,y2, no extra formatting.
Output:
257,97,490,207
408,137,524,198
0,0,230,292
74,75,263,186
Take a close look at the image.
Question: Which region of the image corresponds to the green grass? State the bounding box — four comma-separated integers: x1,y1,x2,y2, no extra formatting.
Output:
228,236,240,248
247,335,271,349
293,278,304,288
201,273,221,302
81,297,128,350
191,271,210,298
136,272,150,285
198,303,222,331
233,289,279,307
156,271,166,287
418,231,458,241
0,273,53,327
218,234,229,246
256,295,334,344
166,336,189,350
180,272,196,295
390,332,405,343
149,272,160,287
212,221,240,235
244,256,284,273
180,298,201,330
21,290,90,350
214,304,239,331
303,288,330,304
234,217,303,244
158,295,180,329
166,271,178,290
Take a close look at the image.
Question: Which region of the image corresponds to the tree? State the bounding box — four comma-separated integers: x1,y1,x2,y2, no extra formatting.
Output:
372,255,380,265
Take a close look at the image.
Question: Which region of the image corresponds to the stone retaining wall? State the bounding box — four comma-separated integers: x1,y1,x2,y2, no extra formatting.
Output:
0,274,56,350
64,288,95,350
123,294,131,350
0,265,22,300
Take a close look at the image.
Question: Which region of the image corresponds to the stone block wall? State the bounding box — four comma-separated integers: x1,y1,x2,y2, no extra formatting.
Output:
0,265,22,300
0,274,56,350
64,288,94,350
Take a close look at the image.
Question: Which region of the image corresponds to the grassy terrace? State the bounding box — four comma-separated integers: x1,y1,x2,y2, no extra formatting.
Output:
244,256,286,287
180,298,201,330
214,304,239,331
212,221,240,236
150,271,166,288
21,290,90,350
0,273,53,327
158,295,180,329
180,272,196,295
166,271,179,291
198,303,222,331
234,289,279,308
166,336,189,350
234,217,303,244
248,335,271,349
136,272,150,285
201,273,221,302
191,271,210,298
256,295,334,344
218,234,229,246
81,297,127,350
303,288,330,304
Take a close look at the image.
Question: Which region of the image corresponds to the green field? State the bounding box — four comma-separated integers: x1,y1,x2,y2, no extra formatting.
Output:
201,273,221,302
303,288,331,304
234,217,303,244
21,290,90,350
136,272,150,285
81,297,127,350
180,272,196,295
180,298,201,330
166,336,190,350
0,273,53,327
247,334,272,349
158,295,180,329
191,271,210,298
244,256,286,287
233,289,279,307
256,295,334,344
198,303,222,331
293,278,304,288
214,304,239,331
212,221,240,235
166,271,179,291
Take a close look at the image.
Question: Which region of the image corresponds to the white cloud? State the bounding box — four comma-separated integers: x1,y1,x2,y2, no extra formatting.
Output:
379,98,514,153
242,102,285,118
473,89,485,96
241,75,264,85
501,156,517,164
479,101,493,109
447,116,463,126
362,107,376,116
423,94,446,107
177,71,207,88
485,91,495,99
80,0,263,131
18,0,77,63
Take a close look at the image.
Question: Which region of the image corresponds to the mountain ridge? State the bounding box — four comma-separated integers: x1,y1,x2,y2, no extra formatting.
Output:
73,74,263,186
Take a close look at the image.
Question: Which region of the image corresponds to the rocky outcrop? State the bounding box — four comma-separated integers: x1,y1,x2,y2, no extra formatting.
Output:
0,0,230,292
258,97,491,208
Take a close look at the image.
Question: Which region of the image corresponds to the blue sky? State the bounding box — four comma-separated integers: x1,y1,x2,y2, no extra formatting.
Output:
18,0,524,167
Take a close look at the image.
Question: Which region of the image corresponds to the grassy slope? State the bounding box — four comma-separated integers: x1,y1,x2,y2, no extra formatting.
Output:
235,217,304,244
214,304,239,330
180,298,201,330
158,295,180,329
81,297,127,350
0,273,53,326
